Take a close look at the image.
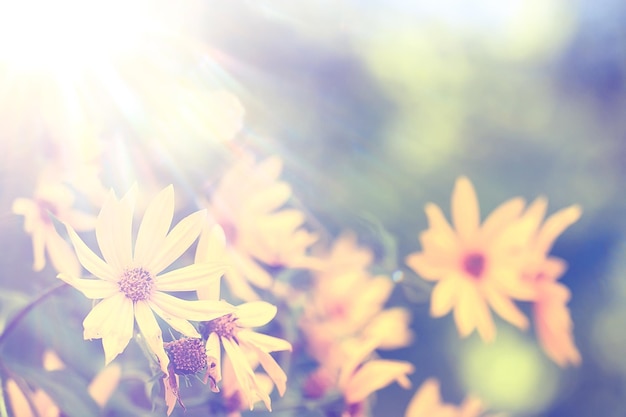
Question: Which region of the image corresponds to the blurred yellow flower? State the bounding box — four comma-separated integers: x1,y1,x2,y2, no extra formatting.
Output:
406,176,534,342
13,175,96,276
205,154,319,301
519,198,582,366
6,350,121,417
195,223,292,411
405,378,499,417
56,185,233,373
301,232,413,364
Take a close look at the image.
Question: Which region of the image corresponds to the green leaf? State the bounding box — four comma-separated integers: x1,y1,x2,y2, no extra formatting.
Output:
8,364,99,417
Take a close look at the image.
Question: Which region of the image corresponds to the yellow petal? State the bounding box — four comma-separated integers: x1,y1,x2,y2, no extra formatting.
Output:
206,333,223,384
88,364,122,407
135,301,169,373
149,209,207,274
405,253,446,281
101,297,134,367
405,378,442,417
150,291,234,321
95,190,129,272
57,274,119,299
253,347,288,396
484,286,529,330
134,185,175,267
453,281,479,338
451,177,480,242
147,299,201,338
66,224,117,281
236,302,277,328
237,330,292,353
536,204,582,255
45,230,80,276
480,197,525,243
6,379,35,417
430,277,461,318
156,262,227,292
342,359,414,404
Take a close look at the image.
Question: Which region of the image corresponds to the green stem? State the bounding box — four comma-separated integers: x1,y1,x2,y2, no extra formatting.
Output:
0,283,68,348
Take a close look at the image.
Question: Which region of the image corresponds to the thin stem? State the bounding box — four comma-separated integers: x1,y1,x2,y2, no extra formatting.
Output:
0,283,68,348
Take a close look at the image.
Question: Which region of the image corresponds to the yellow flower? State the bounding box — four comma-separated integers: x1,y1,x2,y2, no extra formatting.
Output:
57,185,234,373
205,154,319,301
301,232,413,379
6,350,121,417
13,175,96,275
406,176,535,342
519,198,582,366
195,224,293,411
405,378,499,417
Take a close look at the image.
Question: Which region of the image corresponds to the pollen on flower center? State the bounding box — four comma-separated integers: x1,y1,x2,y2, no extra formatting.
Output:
462,252,486,279
200,314,238,340
164,337,208,375
118,267,154,301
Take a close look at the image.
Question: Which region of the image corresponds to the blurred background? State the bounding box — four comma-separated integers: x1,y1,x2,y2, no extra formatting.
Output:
0,0,625,416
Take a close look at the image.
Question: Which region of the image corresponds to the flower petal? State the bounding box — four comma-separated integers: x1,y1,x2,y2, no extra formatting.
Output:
405,378,443,417
222,337,265,410
58,273,119,299
480,197,525,243
342,359,414,404
148,209,207,275
246,183,291,214
45,230,80,277
484,286,529,330
430,277,460,318
237,330,292,353
236,302,277,328
147,299,200,338
206,332,222,385
406,253,444,281
134,185,175,267
95,190,126,272
536,204,582,255
88,364,122,407
453,281,479,338
195,224,226,264
66,224,117,281
451,177,480,242
135,300,170,373
99,297,134,366
83,293,126,339
156,262,227,292
150,291,234,322
251,346,287,396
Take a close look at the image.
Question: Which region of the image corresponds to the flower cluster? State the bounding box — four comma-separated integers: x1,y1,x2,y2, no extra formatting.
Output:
7,159,583,417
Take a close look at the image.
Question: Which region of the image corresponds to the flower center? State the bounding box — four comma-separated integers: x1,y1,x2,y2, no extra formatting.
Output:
118,267,154,301
462,252,486,279
200,314,238,340
164,338,208,375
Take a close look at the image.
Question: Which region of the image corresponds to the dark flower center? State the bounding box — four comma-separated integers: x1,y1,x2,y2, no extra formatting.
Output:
462,252,486,279
200,314,238,340
118,267,154,301
164,337,208,375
